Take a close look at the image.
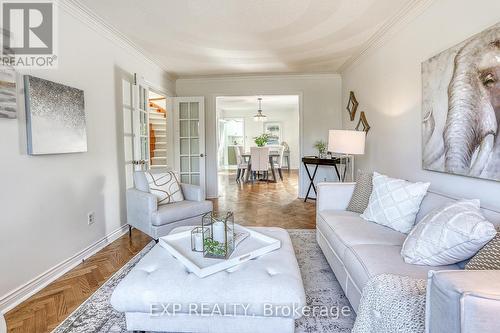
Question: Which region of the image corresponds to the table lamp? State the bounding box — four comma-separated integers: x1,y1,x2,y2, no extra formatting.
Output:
328,130,366,181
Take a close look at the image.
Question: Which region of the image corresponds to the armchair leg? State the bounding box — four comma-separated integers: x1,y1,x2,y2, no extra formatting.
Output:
236,168,241,182
128,225,132,237
278,168,283,181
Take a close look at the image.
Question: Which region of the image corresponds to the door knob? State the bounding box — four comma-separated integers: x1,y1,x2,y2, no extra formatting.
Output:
200,154,205,157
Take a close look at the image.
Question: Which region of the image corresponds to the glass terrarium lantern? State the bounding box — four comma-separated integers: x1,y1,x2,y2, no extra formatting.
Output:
191,226,210,252
201,211,235,259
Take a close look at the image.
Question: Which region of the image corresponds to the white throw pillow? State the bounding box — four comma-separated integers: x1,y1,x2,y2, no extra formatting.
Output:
145,171,184,205
360,172,430,233
401,199,496,266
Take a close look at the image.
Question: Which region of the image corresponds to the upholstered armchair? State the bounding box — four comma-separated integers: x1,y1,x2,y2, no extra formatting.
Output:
126,171,213,240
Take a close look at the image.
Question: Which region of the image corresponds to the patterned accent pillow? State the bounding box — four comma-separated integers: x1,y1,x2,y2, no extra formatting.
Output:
360,172,430,234
465,226,500,270
144,171,184,205
401,200,496,266
347,171,373,213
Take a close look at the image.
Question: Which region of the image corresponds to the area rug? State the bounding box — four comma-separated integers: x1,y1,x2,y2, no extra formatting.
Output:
53,229,355,333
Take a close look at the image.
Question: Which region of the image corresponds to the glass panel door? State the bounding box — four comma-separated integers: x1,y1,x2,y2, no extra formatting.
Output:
174,97,205,195
132,74,150,171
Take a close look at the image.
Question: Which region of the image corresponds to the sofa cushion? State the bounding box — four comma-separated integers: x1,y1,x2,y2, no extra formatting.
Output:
361,172,430,234
344,244,459,291
152,200,212,226
318,211,406,261
318,210,361,228
402,200,496,266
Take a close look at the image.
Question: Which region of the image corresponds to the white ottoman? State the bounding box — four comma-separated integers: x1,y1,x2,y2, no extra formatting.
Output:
111,227,306,333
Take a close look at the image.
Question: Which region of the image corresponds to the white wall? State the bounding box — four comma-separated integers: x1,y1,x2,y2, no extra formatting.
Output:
341,0,500,209
219,106,300,169
0,5,173,303
176,74,343,198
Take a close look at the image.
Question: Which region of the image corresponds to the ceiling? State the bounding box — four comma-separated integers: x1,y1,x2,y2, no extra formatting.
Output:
217,95,299,112
78,0,413,77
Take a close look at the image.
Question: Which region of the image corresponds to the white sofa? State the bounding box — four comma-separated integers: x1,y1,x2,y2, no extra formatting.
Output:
316,182,500,332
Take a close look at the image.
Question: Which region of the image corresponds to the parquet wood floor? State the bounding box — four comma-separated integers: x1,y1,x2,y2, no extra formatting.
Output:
5,170,315,332
5,230,152,333
213,170,316,229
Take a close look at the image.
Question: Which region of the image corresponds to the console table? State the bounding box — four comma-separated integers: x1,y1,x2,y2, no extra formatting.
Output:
302,156,346,202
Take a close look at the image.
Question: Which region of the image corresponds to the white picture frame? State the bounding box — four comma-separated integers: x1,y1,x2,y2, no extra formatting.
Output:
263,121,282,145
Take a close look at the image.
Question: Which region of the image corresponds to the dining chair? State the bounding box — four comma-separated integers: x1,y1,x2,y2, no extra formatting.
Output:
276,145,285,181
234,145,247,182
267,145,281,154
250,147,270,181
281,142,290,171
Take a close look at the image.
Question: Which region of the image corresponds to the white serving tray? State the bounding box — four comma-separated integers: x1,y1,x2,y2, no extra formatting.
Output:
159,225,281,278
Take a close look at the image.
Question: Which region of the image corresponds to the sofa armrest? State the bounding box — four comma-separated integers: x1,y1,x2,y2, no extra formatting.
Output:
316,182,356,212
180,183,203,202
426,270,500,333
126,189,157,236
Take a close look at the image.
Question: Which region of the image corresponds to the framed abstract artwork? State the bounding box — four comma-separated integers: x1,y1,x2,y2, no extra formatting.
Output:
263,122,282,145
24,75,87,155
0,66,17,119
422,23,499,181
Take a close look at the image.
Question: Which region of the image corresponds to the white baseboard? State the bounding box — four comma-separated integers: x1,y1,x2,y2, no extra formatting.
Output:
0,224,129,315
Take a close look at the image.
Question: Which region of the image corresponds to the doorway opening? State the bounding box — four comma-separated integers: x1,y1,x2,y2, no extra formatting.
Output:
148,91,168,169
215,95,301,197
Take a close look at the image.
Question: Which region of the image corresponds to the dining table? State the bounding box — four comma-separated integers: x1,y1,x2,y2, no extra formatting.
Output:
241,152,281,183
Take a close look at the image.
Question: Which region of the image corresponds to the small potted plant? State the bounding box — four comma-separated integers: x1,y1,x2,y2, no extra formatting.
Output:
314,140,327,158
254,133,271,147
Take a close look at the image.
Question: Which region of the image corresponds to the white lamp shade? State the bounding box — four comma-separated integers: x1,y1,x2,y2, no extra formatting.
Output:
328,130,366,155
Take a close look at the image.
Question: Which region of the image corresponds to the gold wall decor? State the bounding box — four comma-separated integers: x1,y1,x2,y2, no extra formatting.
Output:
346,91,358,121
356,111,370,133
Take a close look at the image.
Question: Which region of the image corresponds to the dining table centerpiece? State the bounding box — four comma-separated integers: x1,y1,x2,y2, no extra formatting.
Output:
254,133,272,147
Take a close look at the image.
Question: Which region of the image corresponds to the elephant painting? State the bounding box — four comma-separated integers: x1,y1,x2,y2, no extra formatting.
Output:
422,23,500,181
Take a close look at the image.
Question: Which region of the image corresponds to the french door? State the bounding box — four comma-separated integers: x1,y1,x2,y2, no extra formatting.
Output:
173,97,205,195
132,74,150,171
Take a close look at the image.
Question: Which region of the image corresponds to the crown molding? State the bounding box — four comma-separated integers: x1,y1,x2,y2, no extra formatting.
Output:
56,0,177,81
176,72,341,81
339,0,436,73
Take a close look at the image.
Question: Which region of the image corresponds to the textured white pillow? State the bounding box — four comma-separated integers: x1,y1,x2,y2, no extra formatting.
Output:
360,172,430,234
145,171,184,205
401,199,496,266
